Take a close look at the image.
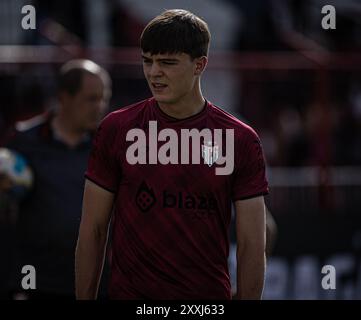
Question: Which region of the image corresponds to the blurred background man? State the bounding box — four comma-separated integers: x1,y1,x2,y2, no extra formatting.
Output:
1,59,111,299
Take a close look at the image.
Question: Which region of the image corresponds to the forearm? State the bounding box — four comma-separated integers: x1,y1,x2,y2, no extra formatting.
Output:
75,227,109,300
235,246,266,300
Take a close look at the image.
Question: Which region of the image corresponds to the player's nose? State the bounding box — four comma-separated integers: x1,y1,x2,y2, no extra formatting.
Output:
148,63,163,78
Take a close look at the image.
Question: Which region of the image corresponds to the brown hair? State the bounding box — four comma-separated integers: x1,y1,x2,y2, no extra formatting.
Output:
140,9,211,59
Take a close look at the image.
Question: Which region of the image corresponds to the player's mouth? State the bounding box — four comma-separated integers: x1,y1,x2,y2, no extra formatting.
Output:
152,83,168,92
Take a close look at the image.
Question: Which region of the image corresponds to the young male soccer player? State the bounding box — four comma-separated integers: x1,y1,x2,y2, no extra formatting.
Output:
75,9,269,300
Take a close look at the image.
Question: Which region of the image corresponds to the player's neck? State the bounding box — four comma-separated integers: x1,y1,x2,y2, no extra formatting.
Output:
52,114,87,148
157,85,205,119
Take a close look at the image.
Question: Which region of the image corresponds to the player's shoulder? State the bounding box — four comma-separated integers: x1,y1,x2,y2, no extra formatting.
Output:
101,98,152,129
14,113,48,135
208,102,259,140
4,113,49,150
9,113,49,144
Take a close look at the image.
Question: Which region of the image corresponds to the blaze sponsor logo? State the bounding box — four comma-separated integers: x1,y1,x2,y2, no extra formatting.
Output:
135,181,156,212
135,181,218,218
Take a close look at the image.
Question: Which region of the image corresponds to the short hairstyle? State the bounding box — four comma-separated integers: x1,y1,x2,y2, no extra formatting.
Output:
140,9,211,59
58,59,111,96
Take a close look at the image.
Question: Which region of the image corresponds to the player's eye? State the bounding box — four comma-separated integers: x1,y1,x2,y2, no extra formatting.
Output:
162,61,177,65
143,59,152,64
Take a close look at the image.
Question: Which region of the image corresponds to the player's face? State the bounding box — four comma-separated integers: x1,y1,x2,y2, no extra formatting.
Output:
63,73,110,131
142,52,204,105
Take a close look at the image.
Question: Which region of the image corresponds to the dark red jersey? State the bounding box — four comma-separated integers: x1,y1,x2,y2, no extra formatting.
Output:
85,97,268,299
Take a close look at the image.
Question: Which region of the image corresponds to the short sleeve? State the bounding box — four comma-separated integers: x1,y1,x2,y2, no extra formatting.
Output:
85,115,121,193
232,129,269,201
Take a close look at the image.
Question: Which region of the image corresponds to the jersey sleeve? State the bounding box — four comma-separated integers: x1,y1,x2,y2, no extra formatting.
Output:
85,114,122,193
232,128,269,201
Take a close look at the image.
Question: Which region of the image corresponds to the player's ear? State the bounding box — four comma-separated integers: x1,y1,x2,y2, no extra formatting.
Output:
194,56,208,76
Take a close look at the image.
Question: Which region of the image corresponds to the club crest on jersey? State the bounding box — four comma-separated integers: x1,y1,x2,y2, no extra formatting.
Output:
201,141,219,167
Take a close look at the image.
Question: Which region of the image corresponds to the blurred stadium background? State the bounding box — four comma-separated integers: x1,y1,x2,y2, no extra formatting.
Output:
0,0,361,299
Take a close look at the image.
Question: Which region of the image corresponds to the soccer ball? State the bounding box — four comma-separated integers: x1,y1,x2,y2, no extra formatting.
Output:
0,148,33,190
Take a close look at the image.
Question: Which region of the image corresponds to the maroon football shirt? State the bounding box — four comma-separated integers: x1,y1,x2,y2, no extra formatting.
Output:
85,97,269,299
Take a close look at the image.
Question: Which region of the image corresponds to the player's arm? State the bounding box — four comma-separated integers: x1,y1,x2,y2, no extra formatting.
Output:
75,179,114,300
265,207,277,257
233,195,266,300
